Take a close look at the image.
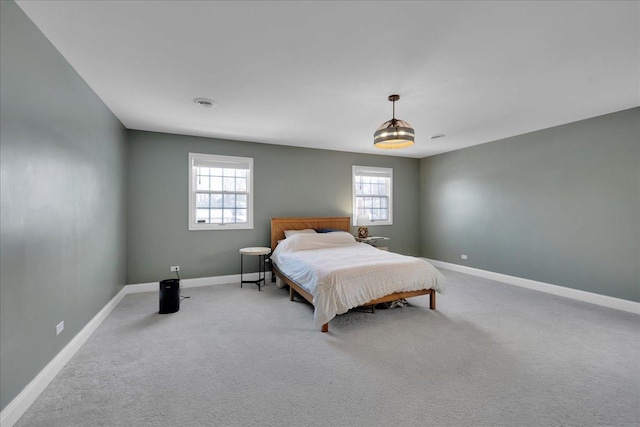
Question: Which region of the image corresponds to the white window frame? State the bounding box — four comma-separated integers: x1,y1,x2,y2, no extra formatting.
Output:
352,165,393,226
188,152,254,231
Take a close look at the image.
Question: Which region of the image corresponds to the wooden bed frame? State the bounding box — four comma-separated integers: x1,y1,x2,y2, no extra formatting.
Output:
270,217,436,332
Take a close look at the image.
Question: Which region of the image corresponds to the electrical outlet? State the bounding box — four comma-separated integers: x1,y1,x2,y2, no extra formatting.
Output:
56,321,64,336
461,254,468,260
170,266,180,272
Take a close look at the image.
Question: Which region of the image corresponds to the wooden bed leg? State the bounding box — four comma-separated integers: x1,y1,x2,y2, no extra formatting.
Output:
289,285,295,301
321,323,329,333
430,290,436,310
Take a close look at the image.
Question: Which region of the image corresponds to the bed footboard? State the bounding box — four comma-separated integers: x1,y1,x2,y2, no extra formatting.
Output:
274,265,436,333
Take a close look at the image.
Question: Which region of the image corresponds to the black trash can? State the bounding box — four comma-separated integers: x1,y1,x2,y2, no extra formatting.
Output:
159,279,180,314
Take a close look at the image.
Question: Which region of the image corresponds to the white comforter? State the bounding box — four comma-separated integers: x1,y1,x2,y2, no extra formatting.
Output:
270,232,445,326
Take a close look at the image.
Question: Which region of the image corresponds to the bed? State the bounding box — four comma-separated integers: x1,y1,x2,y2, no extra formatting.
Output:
270,217,445,332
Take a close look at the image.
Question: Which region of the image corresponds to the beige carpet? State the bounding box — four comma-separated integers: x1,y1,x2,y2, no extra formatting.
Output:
16,269,640,426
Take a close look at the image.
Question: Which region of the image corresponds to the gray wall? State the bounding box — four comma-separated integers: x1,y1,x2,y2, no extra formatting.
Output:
420,108,640,302
0,1,128,411
127,130,421,284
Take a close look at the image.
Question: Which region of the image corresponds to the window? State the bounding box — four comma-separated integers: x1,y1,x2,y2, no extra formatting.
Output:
352,165,393,226
189,153,253,230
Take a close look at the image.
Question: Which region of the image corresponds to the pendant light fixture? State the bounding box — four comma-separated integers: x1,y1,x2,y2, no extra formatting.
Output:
374,94,415,149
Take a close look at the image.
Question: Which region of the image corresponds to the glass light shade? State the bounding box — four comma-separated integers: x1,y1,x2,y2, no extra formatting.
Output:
374,119,415,149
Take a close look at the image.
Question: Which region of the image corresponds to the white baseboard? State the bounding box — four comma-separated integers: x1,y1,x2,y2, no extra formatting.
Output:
0,273,255,427
126,273,259,294
425,258,640,315
0,286,128,427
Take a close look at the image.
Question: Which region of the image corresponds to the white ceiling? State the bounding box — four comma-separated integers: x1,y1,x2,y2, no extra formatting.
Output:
16,1,640,158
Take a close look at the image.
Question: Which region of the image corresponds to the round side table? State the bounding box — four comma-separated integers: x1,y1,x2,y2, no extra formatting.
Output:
239,247,271,291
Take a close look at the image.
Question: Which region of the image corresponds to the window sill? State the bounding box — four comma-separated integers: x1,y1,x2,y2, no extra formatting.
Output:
189,223,253,231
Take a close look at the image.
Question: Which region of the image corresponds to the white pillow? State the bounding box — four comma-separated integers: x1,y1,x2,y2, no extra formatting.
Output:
283,229,317,238
274,232,356,254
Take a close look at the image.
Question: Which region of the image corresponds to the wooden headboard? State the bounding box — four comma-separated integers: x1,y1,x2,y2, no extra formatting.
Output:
270,217,351,251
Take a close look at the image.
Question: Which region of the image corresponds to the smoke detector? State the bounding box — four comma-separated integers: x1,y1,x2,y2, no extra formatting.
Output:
193,97,217,108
